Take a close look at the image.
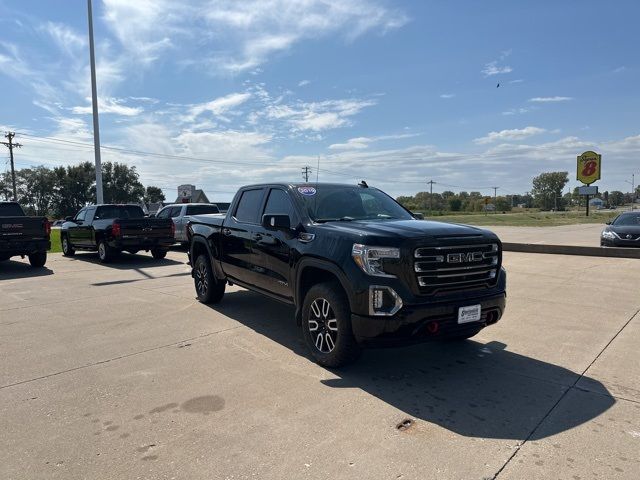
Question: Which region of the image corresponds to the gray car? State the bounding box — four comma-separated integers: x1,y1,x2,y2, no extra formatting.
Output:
156,203,220,244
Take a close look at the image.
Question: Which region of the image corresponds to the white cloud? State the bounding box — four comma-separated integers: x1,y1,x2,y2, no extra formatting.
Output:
482,61,513,77
329,137,371,150
502,107,531,116
528,96,573,103
186,92,252,121
474,126,546,144
41,22,86,55
298,79,311,87
262,98,376,132
200,0,408,73
440,93,456,99
71,97,143,116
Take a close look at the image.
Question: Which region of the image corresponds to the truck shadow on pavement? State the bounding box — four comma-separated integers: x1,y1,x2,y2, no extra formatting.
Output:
0,259,54,279
68,251,186,270
213,289,615,441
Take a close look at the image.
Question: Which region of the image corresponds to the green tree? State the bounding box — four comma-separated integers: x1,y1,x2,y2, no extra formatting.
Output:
101,162,145,204
531,172,569,211
16,166,56,216
52,162,96,218
448,197,462,211
609,191,624,206
144,186,166,204
494,196,512,212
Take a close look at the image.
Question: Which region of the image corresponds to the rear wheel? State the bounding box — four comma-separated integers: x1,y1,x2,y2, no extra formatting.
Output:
61,234,75,256
28,251,47,268
302,282,361,368
97,240,114,263
151,248,167,259
194,254,225,304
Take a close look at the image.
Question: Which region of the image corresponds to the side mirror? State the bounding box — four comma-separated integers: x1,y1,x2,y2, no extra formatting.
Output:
413,212,424,220
65,216,74,222
262,214,291,230
606,221,611,225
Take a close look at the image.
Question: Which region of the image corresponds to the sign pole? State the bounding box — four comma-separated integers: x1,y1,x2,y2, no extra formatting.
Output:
586,194,589,217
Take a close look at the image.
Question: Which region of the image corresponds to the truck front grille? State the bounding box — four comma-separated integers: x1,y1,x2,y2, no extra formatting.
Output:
414,243,500,294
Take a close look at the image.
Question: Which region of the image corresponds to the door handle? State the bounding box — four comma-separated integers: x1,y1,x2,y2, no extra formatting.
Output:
253,233,263,241
222,228,232,236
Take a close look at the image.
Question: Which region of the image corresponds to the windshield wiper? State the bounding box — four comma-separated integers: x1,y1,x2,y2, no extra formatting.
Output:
315,216,355,223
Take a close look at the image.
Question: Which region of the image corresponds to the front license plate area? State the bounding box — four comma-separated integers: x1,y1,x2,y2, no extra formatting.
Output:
458,304,481,324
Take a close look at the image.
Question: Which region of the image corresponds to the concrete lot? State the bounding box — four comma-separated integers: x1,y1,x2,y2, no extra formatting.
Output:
485,224,605,247
1,250,639,480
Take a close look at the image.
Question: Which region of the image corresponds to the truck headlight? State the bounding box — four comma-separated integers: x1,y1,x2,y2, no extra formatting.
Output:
601,230,617,240
352,244,400,278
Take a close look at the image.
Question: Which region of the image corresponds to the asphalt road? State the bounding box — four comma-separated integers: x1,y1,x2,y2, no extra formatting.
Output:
1,250,639,479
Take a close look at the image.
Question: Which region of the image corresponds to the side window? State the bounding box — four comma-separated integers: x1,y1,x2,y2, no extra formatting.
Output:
84,208,96,223
233,189,264,224
156,208,170,219
263,189,296,221
170,206,182,218
75,209,87,222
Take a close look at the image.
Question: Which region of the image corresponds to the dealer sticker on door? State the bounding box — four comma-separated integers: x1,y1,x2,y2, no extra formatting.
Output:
458,304,481,324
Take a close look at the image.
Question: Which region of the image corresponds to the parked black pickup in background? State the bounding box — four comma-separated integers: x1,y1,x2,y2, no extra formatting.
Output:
0,201,50,268
61,204,174,263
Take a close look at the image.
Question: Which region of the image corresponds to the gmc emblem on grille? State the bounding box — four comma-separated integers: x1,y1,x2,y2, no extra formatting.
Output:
447,251,483,263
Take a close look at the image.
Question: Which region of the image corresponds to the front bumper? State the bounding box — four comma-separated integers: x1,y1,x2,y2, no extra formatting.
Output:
352,292,506,347
601,237,640,248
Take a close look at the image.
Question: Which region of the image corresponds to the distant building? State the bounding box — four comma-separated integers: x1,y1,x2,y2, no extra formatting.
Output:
175,184,210,204
589,197,605,209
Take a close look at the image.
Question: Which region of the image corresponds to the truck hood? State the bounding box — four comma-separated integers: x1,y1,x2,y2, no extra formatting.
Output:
318,219,496,242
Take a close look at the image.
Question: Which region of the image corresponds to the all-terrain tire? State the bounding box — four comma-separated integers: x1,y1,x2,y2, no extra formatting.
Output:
151,248,167,260
97,239,114,263
28,251,47,268
302,282,361,368
61,234,75,256
194,254,225,304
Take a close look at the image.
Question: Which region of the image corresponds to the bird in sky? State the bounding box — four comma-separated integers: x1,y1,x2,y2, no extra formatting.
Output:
496,83,500,88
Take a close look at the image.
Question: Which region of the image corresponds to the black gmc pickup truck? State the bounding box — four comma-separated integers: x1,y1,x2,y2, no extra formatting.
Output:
0,201,50,268
188,183,506,367
61,204,174,263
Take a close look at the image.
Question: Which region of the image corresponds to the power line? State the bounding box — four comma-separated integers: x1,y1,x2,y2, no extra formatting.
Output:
1,132,22,200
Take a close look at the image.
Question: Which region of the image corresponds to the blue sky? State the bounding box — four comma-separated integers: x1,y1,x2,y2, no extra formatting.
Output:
1,0,639,201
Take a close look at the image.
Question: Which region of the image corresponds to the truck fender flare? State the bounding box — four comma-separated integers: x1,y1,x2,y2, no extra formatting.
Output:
190,236,225,281
294,257,354,325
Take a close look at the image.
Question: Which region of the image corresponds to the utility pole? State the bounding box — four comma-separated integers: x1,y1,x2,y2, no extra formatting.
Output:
492,186,499,213
1,132,22,201
301,166,312,182
633,173,636,210
427,179,435,217
87,0,104,204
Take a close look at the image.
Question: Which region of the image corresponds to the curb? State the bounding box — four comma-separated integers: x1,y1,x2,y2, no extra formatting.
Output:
502,242,640,259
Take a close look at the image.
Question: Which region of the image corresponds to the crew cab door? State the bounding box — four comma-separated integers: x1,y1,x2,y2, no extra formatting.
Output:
77,207,96,247
220,188,266,287
67,208,88,246
251,188,298,300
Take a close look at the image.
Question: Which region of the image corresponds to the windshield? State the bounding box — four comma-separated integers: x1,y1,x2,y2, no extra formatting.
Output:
95,205,145,220
613,213,640,226
295,185,413,222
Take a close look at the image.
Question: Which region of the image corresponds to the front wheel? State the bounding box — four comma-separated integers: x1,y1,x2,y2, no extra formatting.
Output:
151,248,167,259
194,254,225,304
61,234,75,256
302,282,361,368
28,251,47,268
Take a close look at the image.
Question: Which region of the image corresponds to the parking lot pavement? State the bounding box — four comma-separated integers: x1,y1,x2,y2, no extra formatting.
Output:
486,223,606,247
1,251,639,479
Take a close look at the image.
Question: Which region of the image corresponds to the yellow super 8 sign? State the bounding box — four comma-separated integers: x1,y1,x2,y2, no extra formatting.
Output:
576,151,601,185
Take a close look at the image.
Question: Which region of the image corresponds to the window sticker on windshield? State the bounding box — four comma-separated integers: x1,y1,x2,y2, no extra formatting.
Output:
298,186,317,196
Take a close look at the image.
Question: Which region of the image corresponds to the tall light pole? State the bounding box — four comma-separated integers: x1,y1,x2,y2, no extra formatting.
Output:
87,0,104,204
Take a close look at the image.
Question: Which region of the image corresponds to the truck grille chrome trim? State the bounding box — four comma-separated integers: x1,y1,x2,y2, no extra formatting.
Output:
414,243,500,293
